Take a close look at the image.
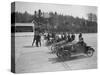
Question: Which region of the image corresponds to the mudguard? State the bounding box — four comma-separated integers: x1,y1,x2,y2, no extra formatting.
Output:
87,46,95,52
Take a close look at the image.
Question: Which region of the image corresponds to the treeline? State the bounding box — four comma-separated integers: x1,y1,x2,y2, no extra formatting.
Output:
11,11,34,23
11,10,97,33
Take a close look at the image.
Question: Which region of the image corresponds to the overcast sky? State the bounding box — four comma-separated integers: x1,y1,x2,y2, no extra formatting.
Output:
15,2,97,19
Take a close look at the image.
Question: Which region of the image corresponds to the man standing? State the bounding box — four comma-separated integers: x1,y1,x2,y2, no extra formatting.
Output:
67,33,71,42
79,32,82,39
71,33,75,41
36,32,41,47
32,31,38,47
32,32,37,46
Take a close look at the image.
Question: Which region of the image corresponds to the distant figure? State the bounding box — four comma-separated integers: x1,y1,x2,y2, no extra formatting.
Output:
67,33,71,42
32,31,38,46
58,33,62,40
32,35,36,46
51,32,55,39
32,31,37,46
36,33,41,47
44,32,48,40
32,31,41,47
60,33,62,40
71,33,75,41
63,33,67,40
79,33,82,40
47,33,50,42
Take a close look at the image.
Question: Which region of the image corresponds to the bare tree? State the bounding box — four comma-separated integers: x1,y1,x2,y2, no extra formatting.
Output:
87,13,97,22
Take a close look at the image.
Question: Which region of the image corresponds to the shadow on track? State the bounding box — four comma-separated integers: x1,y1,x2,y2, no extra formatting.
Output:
46,51,54,54
23,45,35,48
48,55,88,64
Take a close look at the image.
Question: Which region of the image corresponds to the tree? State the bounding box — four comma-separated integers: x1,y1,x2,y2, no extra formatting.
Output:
87,13,97,22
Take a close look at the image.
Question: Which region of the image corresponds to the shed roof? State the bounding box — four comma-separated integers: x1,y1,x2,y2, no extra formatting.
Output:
12,23,34,26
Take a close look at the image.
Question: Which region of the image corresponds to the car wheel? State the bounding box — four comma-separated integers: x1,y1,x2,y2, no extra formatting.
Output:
87,50,94,57
56,51,63,58
51,45,54,51
63,51,71,60
48,46,52,50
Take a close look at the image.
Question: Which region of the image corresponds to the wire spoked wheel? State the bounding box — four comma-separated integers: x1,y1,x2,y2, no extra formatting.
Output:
87,50,94,57
56,51,63,58
56,50,71,60
63,51,71,60
51,45,57,52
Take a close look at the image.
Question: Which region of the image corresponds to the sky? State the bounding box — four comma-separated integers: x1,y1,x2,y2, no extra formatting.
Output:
14,2,97,19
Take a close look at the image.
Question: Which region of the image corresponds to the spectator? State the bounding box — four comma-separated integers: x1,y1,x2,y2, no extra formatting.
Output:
71,33,75,41
79,32,82,39
32,31,38,46
36,32,41,47
67,33,71,42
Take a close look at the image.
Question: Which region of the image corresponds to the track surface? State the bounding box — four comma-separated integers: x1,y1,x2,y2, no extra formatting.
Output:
14,33,97,73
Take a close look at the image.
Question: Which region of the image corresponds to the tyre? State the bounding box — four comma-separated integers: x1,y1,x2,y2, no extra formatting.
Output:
87,49,94,57
51,45,56,53
56,51,63,58
51,45,54,51
56,50,71,60
48,46,52,50
63,51,71,60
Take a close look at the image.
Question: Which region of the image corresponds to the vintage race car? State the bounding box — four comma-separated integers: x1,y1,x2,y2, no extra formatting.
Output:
56,41,95,59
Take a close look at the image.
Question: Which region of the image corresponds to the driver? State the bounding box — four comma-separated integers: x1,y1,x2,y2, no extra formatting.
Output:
77,37,86,46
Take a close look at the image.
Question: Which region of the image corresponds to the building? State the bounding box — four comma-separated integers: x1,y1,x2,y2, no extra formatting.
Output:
11,23,34,33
